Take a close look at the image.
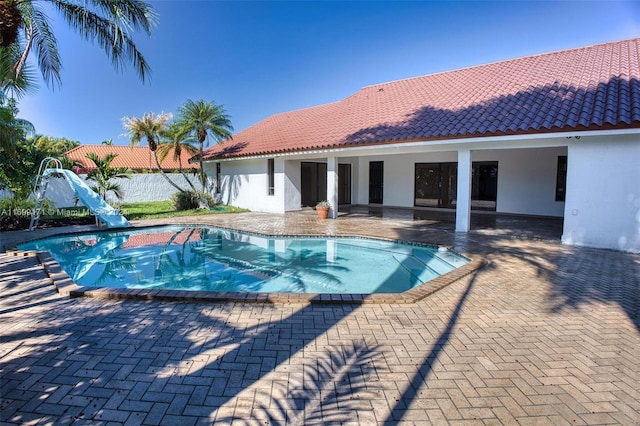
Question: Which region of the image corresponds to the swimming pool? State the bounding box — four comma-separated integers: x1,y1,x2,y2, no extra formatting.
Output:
19,225,470,295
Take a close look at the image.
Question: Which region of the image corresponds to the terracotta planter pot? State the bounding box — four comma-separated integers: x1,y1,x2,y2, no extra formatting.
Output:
316,207,329,219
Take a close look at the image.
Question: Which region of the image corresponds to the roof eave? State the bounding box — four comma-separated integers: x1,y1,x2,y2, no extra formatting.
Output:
201,122,640,161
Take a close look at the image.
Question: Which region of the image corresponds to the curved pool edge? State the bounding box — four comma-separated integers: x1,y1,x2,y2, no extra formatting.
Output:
8,249,485,305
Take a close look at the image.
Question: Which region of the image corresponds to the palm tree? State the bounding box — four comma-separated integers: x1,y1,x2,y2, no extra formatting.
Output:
85,152,132,201
0,111,37,203
158,122,199,192
0,95,33,156
122,112,184,193
176,99,233,192
0,0,157,88
24,133,81,170
33,135,79,154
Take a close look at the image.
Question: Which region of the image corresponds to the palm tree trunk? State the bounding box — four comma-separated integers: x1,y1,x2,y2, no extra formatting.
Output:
179,163,198,192
0,2,23,47
14,22,33,80
199,140,206,192
152,150,186,193
195,140,210,208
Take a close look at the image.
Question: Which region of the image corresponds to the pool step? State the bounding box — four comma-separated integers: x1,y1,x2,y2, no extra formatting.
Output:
393,255,440,283
412,249,466,274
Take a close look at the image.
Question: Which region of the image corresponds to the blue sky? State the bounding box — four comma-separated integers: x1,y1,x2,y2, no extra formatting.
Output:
17,1,640,145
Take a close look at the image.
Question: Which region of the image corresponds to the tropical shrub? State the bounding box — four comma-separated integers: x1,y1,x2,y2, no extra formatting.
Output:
0,196,49,213
85,152,132,201
171,190,214,211
0,196,52,230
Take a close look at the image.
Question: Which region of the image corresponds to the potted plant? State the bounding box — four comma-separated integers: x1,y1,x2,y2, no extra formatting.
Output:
315,200,331,219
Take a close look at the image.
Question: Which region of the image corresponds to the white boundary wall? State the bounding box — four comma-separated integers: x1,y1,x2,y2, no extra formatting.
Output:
41,173,201,207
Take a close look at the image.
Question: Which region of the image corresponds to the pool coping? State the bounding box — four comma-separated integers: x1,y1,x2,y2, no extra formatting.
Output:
10,225,485,304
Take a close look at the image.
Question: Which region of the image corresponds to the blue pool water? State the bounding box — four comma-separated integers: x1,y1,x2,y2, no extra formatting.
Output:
19,226,469,294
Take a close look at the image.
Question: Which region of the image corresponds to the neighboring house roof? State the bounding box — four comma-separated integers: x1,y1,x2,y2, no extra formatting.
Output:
203,38,640,160
64,145,198,171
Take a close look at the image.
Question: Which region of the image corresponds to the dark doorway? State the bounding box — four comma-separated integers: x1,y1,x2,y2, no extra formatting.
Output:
414,163,457,208
414,161,498,211
301,162,327,207
338,163,351,205
471,162,498,211
369,161,384,204
301,162,352,207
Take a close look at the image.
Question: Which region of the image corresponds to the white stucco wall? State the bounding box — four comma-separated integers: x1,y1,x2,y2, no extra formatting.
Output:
355,158,368,205
562,134,640,253
355,152,457,206
209,158,285,213
284,160,302,211
474,147,567,217
352,148,565,216
37,173,200,207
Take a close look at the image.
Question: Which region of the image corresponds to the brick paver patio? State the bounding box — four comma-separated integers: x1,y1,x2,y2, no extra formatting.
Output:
1,211,638,425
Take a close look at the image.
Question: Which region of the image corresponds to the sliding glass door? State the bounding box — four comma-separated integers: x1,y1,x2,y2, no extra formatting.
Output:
414,163,457,208
414,161,498,210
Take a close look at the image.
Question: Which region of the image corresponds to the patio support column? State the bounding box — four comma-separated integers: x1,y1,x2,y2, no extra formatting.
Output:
327,155,338,219
456,148,472,232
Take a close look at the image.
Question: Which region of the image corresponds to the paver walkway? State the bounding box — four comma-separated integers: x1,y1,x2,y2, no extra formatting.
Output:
1,211,639,425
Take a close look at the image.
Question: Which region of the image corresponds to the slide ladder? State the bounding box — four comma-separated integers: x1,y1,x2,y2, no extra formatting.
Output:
29,158,62,231
29,158,130,230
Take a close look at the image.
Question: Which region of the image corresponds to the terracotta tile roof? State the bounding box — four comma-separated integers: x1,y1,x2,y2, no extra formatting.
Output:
64,145,198,171
203,38,640,160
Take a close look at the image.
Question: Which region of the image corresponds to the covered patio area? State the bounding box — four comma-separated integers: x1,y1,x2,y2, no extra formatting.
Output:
338,205,564,242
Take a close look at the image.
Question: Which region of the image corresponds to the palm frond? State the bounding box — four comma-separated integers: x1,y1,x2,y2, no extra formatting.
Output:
112,166,132,179
122,112,172,148
85,151,101,166
102,152,118,164
14,116,34,135
33,135,79,154
158,121,198,162
49,0,156,82
177,98,234,145
155,141,172,162
26,3,62,89
102,181,123,199
176,99,233,191
0,107,18,156
85,151,131,200
57,155,83,170
0,41,37,98
91,0,158,35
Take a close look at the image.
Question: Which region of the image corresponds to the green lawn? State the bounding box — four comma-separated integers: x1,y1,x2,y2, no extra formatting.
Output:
122,201,248,220
40,201,247,220
2,200,247,231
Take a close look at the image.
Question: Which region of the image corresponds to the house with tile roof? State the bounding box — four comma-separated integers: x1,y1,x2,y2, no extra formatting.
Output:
64,145,198,172
201,38,640,252
45,144,200,206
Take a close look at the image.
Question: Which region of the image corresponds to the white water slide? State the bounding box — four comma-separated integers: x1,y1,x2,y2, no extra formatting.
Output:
30,158,130,230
